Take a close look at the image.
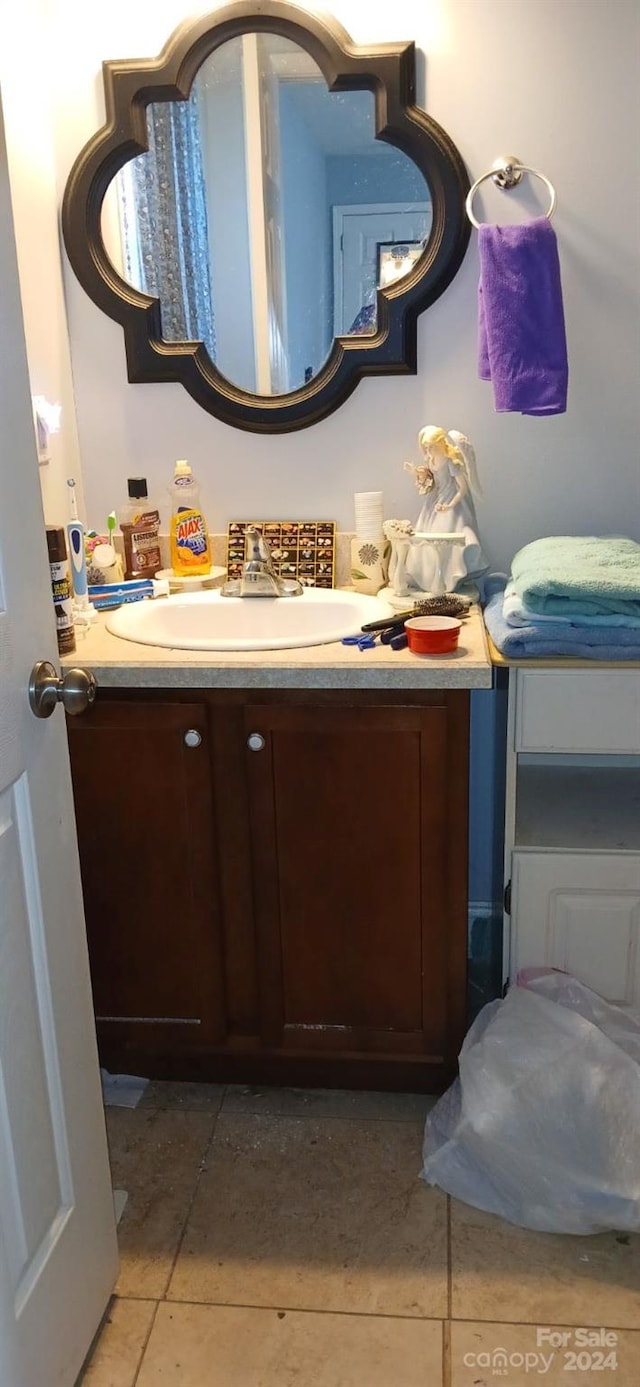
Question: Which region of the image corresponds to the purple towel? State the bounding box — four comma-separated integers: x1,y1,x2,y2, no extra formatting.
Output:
478,217,568,415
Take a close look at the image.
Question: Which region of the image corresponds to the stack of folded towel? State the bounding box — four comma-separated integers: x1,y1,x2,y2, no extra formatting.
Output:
484,536,640,659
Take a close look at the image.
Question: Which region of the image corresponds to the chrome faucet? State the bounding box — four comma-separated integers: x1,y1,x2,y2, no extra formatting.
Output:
221,526,303,598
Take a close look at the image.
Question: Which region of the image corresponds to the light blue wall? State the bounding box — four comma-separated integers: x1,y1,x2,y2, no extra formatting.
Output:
326,151,429,211
468,683,508,909
278,86,333,389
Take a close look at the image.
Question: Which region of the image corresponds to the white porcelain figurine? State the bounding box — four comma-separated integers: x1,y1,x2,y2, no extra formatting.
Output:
384,426,487,598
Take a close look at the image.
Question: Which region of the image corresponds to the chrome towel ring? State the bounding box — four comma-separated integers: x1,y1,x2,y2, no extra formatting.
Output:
466,154,557,228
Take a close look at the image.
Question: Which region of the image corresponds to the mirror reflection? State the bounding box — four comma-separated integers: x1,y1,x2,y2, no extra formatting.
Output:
107,33,433,396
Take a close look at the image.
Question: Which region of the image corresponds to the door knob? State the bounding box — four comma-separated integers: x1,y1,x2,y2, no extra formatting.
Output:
247,732,265,752
29,660,97,719
184,729,202,748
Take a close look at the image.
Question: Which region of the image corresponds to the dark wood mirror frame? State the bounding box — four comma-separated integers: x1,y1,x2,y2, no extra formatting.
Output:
62,0,471,433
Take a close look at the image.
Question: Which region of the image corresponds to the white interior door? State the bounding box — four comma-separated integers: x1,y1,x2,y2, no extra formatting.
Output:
0,97,118,1387
333,202,432,335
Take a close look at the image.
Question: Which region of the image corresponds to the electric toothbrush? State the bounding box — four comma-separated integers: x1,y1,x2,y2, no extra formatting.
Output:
67,478,95,624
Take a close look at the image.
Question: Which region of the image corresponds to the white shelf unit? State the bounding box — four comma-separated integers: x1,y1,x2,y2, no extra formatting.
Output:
503,669,640,1006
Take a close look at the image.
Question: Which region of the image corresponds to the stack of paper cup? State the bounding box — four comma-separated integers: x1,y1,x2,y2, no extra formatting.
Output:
354,491,384,541
351,491,386,594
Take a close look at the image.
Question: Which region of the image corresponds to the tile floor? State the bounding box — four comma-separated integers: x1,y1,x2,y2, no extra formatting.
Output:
79,1082,640,1386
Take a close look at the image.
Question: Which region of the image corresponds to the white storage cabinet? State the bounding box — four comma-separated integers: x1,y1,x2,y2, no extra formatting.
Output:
503,669,640,1004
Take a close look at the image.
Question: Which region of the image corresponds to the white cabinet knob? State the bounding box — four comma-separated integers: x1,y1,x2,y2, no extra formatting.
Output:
247,732,266,752
184,729,202,748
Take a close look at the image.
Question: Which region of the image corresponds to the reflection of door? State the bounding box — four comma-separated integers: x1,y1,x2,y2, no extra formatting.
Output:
333,202,432,335
258,40,289,394
0,100,118,1385
242,33,290,394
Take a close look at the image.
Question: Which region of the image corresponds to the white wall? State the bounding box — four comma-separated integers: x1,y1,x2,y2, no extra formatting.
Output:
0,0,86,528
49,0,640,562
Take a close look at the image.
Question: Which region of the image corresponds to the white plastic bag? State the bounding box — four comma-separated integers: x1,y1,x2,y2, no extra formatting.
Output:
422,970,640,1234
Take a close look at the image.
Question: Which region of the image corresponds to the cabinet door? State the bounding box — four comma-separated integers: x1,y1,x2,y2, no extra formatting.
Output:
514,670,640,753
67,700,225,1058
244,701,468,1065
511,850,640,1004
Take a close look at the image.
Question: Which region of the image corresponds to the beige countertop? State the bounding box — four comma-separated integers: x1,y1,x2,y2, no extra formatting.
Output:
63,605,492,690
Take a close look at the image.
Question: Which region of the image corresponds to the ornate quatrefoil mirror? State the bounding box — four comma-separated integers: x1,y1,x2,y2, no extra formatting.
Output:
62,1,470,432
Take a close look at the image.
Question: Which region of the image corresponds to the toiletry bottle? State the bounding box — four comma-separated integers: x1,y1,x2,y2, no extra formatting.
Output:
120,478,162,580
169,459,211,576
46,525,76,655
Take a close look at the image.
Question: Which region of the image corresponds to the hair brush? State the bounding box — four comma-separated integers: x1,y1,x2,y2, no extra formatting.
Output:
411,593,471,617
361,593,471,633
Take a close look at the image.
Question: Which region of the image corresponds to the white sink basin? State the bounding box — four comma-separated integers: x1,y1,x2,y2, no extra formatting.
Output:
105,587,396,652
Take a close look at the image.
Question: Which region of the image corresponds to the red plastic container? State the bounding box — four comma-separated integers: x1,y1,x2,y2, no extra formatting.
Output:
404,615,461,655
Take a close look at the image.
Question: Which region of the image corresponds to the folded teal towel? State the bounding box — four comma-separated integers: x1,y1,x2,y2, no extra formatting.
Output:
511,536,640,618
485,589,640,660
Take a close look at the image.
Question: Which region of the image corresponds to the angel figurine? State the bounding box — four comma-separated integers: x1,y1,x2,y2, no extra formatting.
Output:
402,426,488,594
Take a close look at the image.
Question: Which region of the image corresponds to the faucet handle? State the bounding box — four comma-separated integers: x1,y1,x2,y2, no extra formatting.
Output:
220,524,302,597
245,526,272,566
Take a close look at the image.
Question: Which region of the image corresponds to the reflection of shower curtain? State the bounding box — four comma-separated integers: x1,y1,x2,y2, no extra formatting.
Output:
122,89,216,360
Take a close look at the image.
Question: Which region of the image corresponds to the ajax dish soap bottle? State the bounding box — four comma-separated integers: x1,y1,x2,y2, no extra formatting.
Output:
169,459,212,576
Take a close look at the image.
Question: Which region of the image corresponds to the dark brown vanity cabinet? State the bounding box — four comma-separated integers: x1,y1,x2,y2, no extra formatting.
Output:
67,689,469,1091
67,701,227,1057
